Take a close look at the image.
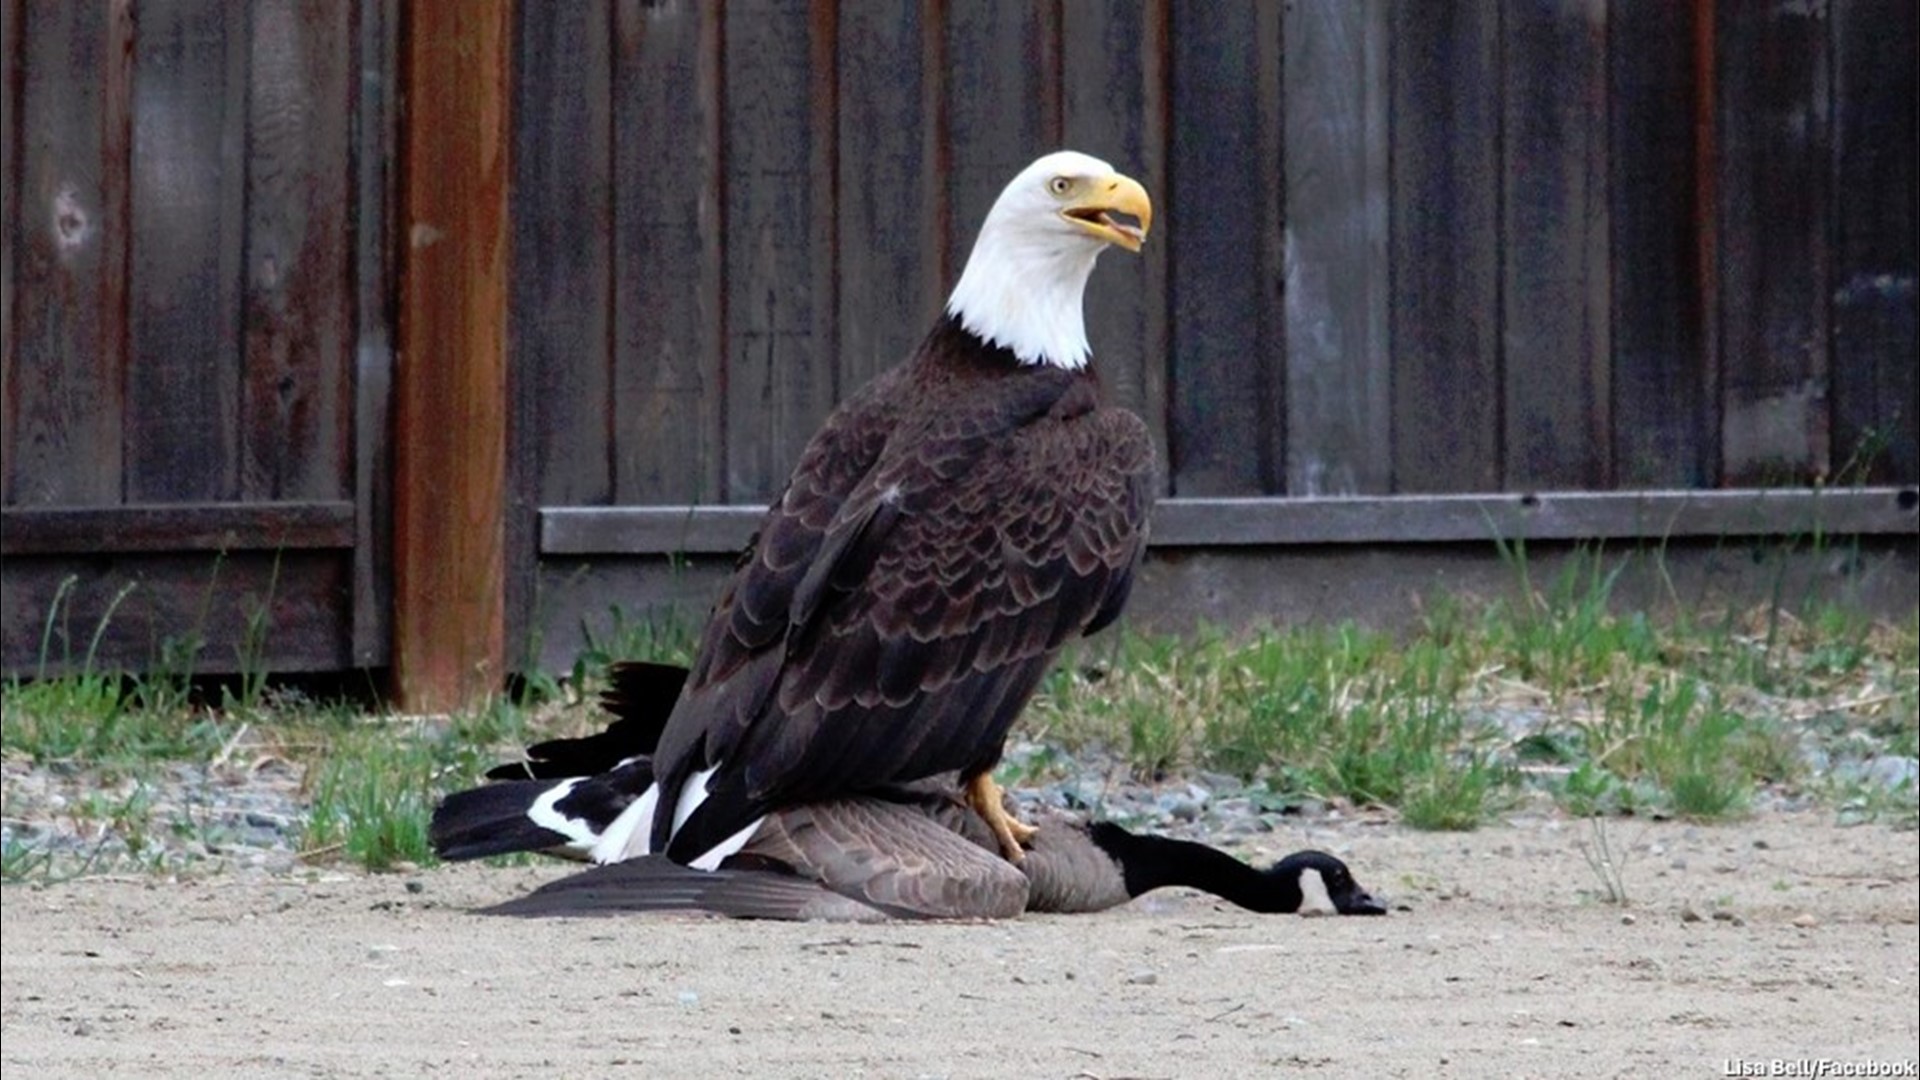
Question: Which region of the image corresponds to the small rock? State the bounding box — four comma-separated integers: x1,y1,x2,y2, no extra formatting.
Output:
1680,906,1703,924
1126,969,1158,986
1619,913,1637,926
1711,910,1745,926
677,991,700,1006
1751,839,1770,850
1791,913,1819,930
405,880,425,895
1864,756,1919,792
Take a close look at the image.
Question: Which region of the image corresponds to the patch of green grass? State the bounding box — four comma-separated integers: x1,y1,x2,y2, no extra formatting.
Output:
299,697,546,871
1025,541,1912,831
2,676,228,767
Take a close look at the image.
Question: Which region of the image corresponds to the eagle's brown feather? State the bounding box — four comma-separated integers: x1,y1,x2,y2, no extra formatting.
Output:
650,316,1152,861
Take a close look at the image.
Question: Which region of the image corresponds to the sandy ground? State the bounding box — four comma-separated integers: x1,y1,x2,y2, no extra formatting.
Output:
4,811,1916,1079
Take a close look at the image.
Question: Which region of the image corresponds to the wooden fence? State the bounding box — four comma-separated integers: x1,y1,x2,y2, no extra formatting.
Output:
3,1,1915,700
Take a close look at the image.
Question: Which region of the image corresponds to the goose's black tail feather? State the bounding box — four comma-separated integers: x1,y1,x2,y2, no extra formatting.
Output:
430,759,653,862
483,661,688,781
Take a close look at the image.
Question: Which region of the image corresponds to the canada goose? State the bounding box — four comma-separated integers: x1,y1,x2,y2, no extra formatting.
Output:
434,662,1387,921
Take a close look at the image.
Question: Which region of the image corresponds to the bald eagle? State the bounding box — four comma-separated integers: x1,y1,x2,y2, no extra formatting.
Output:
473,151,1154,872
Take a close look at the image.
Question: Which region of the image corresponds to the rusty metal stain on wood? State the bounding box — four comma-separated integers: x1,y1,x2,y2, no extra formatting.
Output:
392,0,510,710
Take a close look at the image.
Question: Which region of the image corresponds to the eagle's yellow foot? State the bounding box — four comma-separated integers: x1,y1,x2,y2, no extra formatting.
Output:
966,773,1038,863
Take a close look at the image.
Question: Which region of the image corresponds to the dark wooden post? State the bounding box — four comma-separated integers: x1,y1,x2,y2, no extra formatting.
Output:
392,0,511,711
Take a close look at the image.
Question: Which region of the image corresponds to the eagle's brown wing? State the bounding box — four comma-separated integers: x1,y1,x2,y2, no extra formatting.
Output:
653,369,1152,862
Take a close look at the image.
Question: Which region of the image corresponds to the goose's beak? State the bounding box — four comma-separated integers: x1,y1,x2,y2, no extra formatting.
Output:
1336,886,1389,916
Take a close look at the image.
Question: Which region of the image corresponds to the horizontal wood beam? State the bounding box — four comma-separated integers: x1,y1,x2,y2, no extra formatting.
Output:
540,488,1920,556
1,501,355,555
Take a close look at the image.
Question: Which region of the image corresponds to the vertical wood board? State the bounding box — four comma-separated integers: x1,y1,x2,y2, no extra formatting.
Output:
613,0,725,505
1714,0,1832,484
1166,0,1282,496
1389,5,1502,493
241,0,354,501
1829,0,1918,483
1608,0,1709,487
723,0,837,503
126,0,248,503
1282,0,1391,496
7,0,131,507
392,0,510,709
1061,0,1170,492
1500,0,1610,489
835,1,939,397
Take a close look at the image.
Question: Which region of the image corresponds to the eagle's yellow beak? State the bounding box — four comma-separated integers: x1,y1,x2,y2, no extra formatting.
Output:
1061,173,1152,253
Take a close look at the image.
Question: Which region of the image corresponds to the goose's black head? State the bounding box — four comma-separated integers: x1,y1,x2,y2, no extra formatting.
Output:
1271,850,1387,915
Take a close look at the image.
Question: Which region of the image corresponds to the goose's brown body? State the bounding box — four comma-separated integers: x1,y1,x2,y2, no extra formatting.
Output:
436,663,1388,921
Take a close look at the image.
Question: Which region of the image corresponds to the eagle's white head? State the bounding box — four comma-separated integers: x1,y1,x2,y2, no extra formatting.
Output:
946,150,1153,371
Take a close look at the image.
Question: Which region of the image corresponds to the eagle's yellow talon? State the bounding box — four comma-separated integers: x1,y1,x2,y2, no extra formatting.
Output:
966,773,1037,863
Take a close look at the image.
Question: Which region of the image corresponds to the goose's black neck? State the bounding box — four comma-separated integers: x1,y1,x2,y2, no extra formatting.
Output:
1088,822,1302,914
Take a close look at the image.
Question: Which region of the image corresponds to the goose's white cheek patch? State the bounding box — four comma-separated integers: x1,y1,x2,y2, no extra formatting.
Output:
1295,868,1338,917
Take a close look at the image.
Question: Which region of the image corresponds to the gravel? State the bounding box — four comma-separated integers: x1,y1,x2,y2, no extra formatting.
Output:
2,715,1911,879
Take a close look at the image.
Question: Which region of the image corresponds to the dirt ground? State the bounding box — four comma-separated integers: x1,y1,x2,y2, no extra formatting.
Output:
4,810,1916,1079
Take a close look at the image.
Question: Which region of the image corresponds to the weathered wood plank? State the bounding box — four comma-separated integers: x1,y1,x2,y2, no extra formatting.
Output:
8,0,131,507
1282,0,1390,496
511,0,614,666
392,0,510,709
1607,0,1708,488
612,0,723,505
351,0,399,668
1,0,22,504
943,0,1058,285
1,501,355,555
126,0,247,503
1167,0,1283,496
241,0,353,502
835,1,939,396
1715,0,1831,484
541,487,1920,556
1389,4,1501,493
1,551,353,676
1829,0,1918,485
1501,0,1609,490
723,0,837,503
1061,0,1170,493
516,0,612,508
